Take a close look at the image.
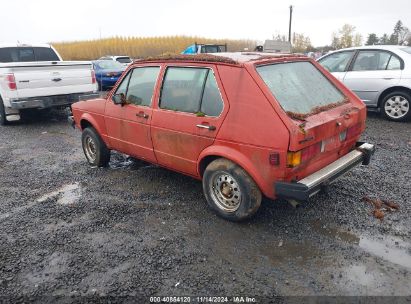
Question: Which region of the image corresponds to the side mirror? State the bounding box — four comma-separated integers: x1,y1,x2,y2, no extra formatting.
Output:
112,93,126,105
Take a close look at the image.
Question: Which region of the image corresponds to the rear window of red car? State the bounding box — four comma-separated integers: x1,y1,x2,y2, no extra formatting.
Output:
256,61,345,115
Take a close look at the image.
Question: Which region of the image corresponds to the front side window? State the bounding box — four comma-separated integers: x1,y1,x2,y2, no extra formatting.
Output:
160,67,224,116
125,67,160,106
114,71,131,96
318,51,354,73
352,51,401,71
257,61,345,115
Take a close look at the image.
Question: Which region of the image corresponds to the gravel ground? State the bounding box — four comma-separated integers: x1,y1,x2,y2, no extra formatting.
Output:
0,110,410,302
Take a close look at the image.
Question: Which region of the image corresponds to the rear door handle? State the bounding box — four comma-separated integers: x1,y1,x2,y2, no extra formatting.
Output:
383,77,394,80
136,112,149,119
196,124,216,131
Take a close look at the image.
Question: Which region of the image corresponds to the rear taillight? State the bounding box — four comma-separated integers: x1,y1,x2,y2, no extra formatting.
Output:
287,142,322,168
346,123,362,141
5,73,17,90
91,70,96,84
287,151,302,168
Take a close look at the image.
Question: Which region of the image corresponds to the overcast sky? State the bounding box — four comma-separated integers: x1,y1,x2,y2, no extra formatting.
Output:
1,0,410,46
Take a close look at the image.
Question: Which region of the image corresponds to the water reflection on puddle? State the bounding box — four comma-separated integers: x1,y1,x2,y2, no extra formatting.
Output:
37,183,82,205
312,221,411,270
359,236,411,269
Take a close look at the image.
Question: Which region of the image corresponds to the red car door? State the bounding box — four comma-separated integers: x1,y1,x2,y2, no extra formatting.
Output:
120,66,161,163
151,64,228,177
104,71,131,151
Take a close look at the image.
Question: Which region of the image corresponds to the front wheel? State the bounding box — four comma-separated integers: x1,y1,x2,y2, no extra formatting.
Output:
203,158,262,221
81,127,110,167
381,91,411,122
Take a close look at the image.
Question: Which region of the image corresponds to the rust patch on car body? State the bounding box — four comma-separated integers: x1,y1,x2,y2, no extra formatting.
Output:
136,54,238,65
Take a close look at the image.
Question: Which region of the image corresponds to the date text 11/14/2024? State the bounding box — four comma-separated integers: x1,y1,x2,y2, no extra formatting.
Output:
149,296,257,303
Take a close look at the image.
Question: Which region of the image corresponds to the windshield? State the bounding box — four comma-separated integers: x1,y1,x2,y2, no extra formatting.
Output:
116,57,132,63
94,60,124,70
256,61,345,116
400,47,411,54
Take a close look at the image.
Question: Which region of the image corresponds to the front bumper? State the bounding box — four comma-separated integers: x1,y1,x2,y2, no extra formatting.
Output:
9,92,98,110
275,142,375,201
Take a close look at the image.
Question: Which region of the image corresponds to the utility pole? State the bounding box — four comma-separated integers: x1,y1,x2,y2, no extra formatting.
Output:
288,5,293,43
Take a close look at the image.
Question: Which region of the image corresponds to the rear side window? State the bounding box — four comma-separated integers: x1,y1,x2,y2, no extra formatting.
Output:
160,67,224,116
0,47,59,62
200,72,224,116
116,57,132,64
125,67,160,107
352,51,401,71
257,61,345,115
33,47,60,61
318,51,354,73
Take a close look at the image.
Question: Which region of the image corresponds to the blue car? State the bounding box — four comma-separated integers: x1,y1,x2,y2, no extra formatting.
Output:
92,60,126,91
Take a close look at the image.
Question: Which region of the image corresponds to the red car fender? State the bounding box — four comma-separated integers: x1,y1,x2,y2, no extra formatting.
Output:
197,145,271,198
78,112,110,145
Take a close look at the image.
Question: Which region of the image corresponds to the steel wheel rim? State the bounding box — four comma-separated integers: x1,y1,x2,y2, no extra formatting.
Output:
385,96,409,119
209,172,242,212
84,135,97,162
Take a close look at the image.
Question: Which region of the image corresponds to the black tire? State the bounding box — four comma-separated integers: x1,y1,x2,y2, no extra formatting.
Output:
381,91,411,122
203,158,262,221
0,97,8,126
81,127,110,167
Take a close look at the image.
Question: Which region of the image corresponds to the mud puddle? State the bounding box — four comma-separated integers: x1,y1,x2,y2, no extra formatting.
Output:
109,152,151,170
37,183,82,205
312,221,411,270
0,183,81,220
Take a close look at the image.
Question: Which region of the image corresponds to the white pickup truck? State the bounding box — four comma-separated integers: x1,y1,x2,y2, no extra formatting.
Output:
0,44,98,125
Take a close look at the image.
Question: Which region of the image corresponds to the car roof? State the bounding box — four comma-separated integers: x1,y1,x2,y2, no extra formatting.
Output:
0,43,53,48
135,52,308,66
101,55,130,59
327,45,409,53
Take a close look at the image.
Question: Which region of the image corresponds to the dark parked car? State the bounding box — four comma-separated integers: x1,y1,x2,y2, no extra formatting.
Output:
92,60,125,91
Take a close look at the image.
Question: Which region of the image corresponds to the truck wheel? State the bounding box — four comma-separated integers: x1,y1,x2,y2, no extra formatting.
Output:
381,91,411,122
81,127,110,167
0,97,9,126
203,158,262,221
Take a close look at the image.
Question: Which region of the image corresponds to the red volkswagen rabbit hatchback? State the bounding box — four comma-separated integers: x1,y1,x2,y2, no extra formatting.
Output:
70,53,374,221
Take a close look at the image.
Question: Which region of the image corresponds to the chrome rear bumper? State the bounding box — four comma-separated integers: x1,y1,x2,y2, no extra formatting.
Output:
275,142,375,201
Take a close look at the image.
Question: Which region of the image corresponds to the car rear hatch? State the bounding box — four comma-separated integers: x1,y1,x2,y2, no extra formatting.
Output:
256,60,367,181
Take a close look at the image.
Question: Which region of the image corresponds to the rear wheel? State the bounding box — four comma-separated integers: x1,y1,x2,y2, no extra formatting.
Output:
203,158,262,221
381,91,411,122
81,127,110,167
0,97,8,126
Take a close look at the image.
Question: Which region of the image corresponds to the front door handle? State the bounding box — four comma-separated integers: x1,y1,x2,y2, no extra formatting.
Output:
136,112,149,119
196,124,216,131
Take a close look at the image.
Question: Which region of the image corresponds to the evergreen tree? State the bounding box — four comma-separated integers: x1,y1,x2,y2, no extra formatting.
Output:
365,33,379,45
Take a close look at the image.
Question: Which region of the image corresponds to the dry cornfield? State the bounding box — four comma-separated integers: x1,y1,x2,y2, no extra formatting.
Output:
52,36,257,60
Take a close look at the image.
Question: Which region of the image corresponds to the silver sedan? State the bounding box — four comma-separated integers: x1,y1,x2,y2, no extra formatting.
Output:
318,46,411,121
